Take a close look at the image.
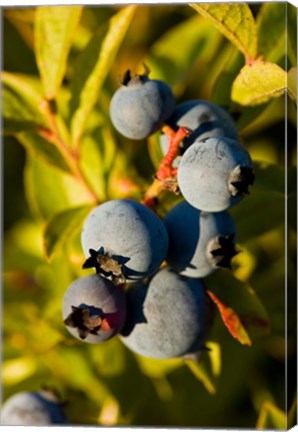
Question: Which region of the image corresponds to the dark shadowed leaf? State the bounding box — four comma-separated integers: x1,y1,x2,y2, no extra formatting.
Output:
35,6,83,99
184,357,217,395
253,161,285,195
230,188,285,242
256,3,286,63
43,205,93,259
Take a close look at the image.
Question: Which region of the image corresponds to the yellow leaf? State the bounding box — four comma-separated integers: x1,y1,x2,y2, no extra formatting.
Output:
191,3,258,62
231,61,286,106
3,357,36,385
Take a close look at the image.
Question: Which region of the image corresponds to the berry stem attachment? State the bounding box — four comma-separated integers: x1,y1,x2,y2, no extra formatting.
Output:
143,125,191,209
156,126,191,180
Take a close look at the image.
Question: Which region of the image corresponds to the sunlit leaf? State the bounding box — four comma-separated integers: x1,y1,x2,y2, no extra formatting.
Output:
231,61,286,106
256,401,287,430
191,3,258,62
43,204,93,260
206,341,221,377
206,272,270,343
17,131,71,174
24,154,94,221
35,6,83,99
2,357,36,385
69,5,136,148
2,72,48,133
136,356,182,379
232,246,256,282
288,67,297,102
256,3,286,63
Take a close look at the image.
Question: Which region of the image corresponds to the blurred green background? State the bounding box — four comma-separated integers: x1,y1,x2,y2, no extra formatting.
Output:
2,3,297,429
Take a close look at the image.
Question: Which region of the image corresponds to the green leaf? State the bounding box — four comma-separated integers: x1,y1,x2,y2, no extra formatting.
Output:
24,154,94,221
43,204,93,260
69,5,136,147
256,3,286,63
288,67,297,102
17,132,72,174
148,14,222,88
191,3,258,62
35,6,83,99
1,72,48,133
231,61,287,106
206,272,270,342
256,401,287,430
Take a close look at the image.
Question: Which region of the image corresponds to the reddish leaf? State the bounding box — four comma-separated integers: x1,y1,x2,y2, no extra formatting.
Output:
207,289,252,346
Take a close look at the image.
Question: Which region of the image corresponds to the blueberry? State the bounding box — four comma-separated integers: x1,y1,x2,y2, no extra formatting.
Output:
1,390,68,425
120,267,213,359
177,137,254,212
63,274,127,343
160,99,239,159
164,200,238,278
110,67,175,140
81,199,169,283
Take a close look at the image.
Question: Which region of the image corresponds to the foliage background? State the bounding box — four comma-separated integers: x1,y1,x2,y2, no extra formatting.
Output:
2,2,297,429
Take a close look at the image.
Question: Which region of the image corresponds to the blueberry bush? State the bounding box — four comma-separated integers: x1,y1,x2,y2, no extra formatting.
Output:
2,3,297,428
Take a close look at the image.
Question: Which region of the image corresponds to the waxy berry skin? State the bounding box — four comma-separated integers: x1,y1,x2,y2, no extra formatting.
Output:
177,137,254,212
0,391,68,425
120,267,213,359
160,99,239,159
81,199,169,283
63,274,127,343
110,70,175,140
164,201,237,278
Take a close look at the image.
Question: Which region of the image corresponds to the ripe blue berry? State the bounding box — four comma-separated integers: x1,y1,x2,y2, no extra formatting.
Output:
81,199,169,283
110,67,175,140
160,99,239,159
120,267,213,359
177,137,254,212
1,390,68,425
164,200,237,278
63,274,127,343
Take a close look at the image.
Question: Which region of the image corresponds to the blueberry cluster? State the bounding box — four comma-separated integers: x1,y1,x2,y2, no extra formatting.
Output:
62,68,254,360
